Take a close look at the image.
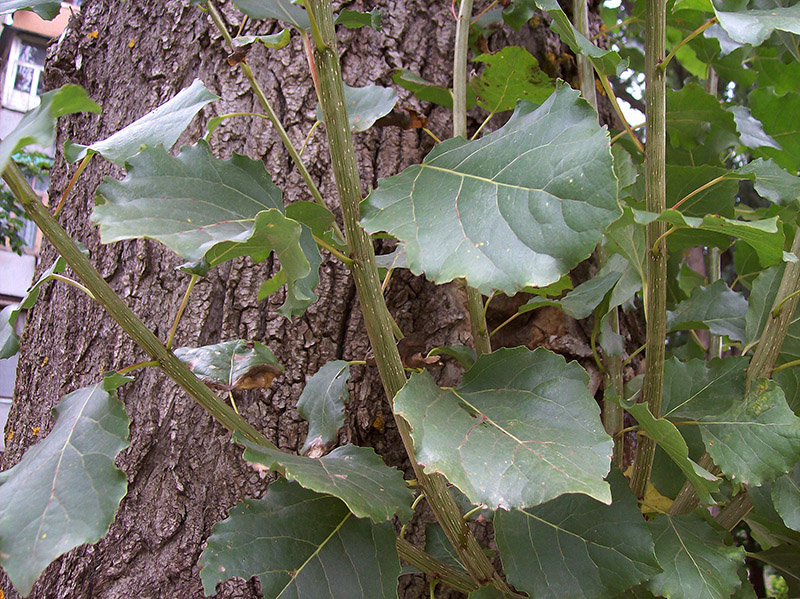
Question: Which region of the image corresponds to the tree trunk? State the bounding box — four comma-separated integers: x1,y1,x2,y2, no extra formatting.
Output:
0,1,611,598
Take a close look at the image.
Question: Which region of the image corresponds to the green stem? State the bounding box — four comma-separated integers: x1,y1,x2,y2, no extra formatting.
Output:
573,0,597,111
631,0,667,500
395,537,477,594
167,274,198,350
118,360,160,375
3,160,276,450
205,1,344,242
453,0,492,357
306,0,503,588
659,17,717,72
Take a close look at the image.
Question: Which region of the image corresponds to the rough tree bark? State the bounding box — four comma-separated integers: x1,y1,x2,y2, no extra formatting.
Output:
0,1,617,598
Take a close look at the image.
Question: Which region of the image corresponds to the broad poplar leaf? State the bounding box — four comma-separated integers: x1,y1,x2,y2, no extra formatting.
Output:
0,0,60,20
316,84,397,133
173,340,283,392
0,85,100,174
0,378,130,596
752,546,800,593
745,264,784,346
424,524,463,570
471,46,553,113
238,439,413,522
234,0,310,30
646,514,745,599
94,142,316,315
521,268,622,320
737,159,800,206
698,379,800,485
715,4,800,46
66,79,217,165
199,480,400,598
666,83,738,152
394,346,613,510
667,280,748,342
495,469,661,599
297,360,351,455
728,107,781,150
361,85,620,296
772,463,800,532
619,400,720,505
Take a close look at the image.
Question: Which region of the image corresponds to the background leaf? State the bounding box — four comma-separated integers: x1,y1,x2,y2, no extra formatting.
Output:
317,84,396,133
66,79,217,165
0,381,130,596
239,439,413,522
297,360,351,455
335,8,381,30
199,480,400,598
0,85,100,174
361,85,620,295
771,463,800,532
495,469,661,599
0,0,60,19
471,46,553,113
667,280,748,341
233,0,309,30
391,69,455,108
395,346,613,510
715,4,800,46
173,340,282,391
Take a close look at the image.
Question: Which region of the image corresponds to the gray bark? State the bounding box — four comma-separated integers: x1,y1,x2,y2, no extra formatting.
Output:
0,1,613,597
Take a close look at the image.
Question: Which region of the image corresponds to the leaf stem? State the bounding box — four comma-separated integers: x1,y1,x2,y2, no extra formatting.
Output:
117,360,159,375
471,113,494,140
597,73,645,155
166,274,198,350
591,16,640,40
671,175,729,211
54,153,92,218
630,0,667,500
3,160,276,450
49,274,95,300
659,17,717,72
313,234,353,265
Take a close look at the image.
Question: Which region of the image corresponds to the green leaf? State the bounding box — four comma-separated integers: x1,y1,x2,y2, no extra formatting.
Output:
502,0,622,75
199,480,400,598
0,0,60,20
238,439,413,522
750,89,800,173
745,263,785,347
428,345,477,369
736,159,800,206
604,208,647,292
772,463,800,532
729,106,781,150
233,29,291,49
0,304,20,359
665,165,738,217
666,83,738,155
751,546,800,592
618,399,720,505
317,84,396,133
0,85,100,174
667,280,748,341
471,46,553,113
519,268,623,320
715,4,800,46
94,142,312,303
285,201,336,237
698,379,800,486
232,0,310,30
65,79,217,165
173,340,283,392
633,209,785,268
0,382,130,596
297,360,351,455
395,347,613,510
495,469,661,599
424,524,463,571
361,85,620,296
335,8,381,30
646,514,746,599
272,223,322,319
391,69,455,109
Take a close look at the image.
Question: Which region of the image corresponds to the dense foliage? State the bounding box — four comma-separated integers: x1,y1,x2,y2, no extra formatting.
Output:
1,0,800,597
